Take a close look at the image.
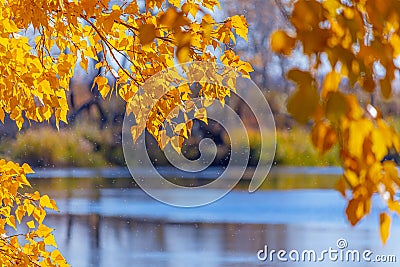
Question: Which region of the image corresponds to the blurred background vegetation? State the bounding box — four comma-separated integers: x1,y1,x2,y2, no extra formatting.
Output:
3,84,397,168
1,0,399,168
1,76,399,169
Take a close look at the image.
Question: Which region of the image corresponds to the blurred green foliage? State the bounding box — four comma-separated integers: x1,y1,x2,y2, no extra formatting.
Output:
275,127,341,166
1,121,124,167
1,123,341,167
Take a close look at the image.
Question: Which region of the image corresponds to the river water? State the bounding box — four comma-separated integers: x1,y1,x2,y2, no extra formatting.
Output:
27,168,400,267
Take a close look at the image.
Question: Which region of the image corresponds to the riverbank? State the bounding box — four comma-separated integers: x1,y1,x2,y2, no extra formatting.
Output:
1,123,341,168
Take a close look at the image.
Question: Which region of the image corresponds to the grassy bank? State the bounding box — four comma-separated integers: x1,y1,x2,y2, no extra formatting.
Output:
0,121,341,167
275,127,340,166
0,122,124,167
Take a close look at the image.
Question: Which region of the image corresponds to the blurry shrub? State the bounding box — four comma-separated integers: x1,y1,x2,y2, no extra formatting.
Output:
275,127,340,166
230,125,340,167
10,125,112,167
72,121,125,166
7,121,341,168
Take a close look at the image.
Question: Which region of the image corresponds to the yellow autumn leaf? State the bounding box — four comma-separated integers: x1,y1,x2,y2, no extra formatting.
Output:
238,61,254,78
311,121,338,154
131,123,146,143
380,78,392,99
93,76,110,98
380,213,391,244
26,220,35,229
139,23,156,45
388,200,400,216
15,205,26,223
371,128,388,161
160,8,189,29
177,44,191,63
174,123,188,138
26,203,35,216
50,199,59,211
168,0,181,7
287,69,314,87
194,108,208,124
51,249,67,263
176,32,191,63
348,119,373,159
80,56,89,72
231,15,248,41
346,198,364,226
325,92,348,123
40,195,53,209
335,176,347,198
99,84,111,98
31,191,41,201
270,30,295,56
33,208,46,224
44,234,58,248
170,135,184,154
6,215,16,230
0,108,4,124
125,1,139,13
22,163,34,174
322,71,341,99
159,129,170,150
37,224,54,237
287,86,319,124
345,95,364,120
93,76,108,87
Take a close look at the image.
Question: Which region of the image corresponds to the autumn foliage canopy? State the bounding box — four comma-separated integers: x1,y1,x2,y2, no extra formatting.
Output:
271,0,400,243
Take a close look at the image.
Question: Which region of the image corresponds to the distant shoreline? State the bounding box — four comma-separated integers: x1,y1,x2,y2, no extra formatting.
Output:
27,166,344,179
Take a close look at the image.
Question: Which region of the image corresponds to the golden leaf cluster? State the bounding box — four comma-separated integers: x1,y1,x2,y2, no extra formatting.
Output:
271,0,400,243
0,0,250,131
127,62,249,154
0,160,67,266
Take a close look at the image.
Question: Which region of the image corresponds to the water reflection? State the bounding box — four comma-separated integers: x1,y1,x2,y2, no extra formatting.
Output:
47,214,398,267
26,170,400,267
